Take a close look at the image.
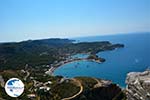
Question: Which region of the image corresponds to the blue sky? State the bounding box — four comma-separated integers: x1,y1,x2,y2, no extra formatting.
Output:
0,0,150,42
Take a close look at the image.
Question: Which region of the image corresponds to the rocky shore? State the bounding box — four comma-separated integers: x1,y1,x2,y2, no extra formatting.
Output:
126,70,150,100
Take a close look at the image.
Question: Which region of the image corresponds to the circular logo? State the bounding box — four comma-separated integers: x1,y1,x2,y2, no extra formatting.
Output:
5,78,24,97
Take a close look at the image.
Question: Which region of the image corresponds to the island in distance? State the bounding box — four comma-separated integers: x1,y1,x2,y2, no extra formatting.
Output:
0,38,126,100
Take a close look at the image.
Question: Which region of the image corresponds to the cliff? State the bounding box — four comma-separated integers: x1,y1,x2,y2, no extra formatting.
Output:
126,70,150,100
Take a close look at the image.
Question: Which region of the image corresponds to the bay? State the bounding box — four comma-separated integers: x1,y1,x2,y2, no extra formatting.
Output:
54,33,150,87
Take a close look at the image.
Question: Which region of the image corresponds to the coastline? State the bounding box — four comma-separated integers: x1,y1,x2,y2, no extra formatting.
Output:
45,57,103,76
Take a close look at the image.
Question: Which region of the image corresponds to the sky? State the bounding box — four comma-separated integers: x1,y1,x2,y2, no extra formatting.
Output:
0,0,150,42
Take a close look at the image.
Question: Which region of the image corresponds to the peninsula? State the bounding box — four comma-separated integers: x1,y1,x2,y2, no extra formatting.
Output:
0,38,125,100
0,38,124,70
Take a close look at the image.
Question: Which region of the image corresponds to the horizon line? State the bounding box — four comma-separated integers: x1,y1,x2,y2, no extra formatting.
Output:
0,31,150,43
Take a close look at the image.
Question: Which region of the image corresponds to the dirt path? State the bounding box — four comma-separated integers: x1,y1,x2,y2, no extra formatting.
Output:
62,78,83,100
24,70,30,81
93,78,102,88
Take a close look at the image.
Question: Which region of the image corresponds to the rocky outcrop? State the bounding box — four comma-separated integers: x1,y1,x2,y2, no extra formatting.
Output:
126,70,150,100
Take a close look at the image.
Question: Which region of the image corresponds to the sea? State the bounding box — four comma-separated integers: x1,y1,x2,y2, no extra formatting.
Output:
54,33,150,87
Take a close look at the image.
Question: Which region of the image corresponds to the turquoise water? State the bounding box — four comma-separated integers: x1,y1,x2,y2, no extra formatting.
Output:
54,33,150,87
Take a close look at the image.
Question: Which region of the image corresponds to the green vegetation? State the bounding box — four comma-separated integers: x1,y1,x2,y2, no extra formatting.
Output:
0,70,32,99
75,77,97,90
73,84,126,100
87,54,106,62
0,69,126,100
51,80,80,99
0,38,125,100
0,70,23,82
0,38,124,70
113,90,127,100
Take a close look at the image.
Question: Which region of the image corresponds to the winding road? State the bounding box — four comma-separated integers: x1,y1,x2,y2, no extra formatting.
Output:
62,78,83,100
24,70,30,81
61,78,104,100
93,78,102,88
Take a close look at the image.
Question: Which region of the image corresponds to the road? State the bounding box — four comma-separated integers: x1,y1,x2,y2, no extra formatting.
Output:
62,78,83,100
24,70,30,81
93,78,102,88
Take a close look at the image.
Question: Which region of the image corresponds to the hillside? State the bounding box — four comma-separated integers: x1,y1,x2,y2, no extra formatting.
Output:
0,38,124,70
